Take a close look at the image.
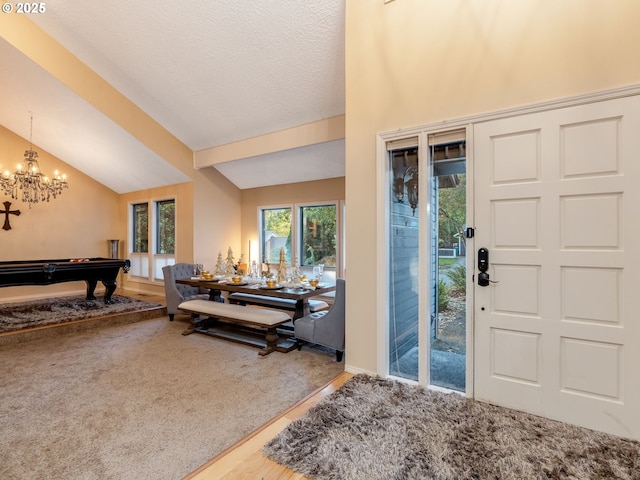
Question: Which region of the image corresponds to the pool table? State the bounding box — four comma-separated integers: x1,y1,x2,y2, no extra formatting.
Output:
0,258,130,303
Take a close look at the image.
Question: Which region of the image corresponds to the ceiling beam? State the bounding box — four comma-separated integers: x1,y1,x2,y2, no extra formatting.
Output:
0,14,193,172
194,114,345,168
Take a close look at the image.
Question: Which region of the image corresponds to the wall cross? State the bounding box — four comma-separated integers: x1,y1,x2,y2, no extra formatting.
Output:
2,201,21,231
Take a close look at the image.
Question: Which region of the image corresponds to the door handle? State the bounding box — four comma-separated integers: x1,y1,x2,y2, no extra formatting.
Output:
478,248,490,286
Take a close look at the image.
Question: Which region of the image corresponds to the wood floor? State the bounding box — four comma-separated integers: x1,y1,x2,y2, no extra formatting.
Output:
184,371,353,480
127,290,353,479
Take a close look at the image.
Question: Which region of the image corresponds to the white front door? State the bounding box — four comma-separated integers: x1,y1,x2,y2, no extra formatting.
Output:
473,94,640,439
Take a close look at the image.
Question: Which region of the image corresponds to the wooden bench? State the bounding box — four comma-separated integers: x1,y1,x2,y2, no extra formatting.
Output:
178,299,293,356
228,293,329,315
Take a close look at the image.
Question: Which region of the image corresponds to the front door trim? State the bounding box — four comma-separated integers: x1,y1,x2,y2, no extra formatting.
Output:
376,82,640,397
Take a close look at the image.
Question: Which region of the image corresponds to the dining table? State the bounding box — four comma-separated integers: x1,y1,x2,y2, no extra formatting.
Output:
175,277,336,320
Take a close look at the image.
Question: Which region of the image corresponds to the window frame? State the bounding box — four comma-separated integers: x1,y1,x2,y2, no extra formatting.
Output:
298,202,339,268
155,198,176,255
258,200,344,278
131,202,149,254
128,196,177,283
260,204,293,265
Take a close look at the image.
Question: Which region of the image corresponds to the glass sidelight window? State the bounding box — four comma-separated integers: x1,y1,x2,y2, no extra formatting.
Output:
387,138,420,381
428,133,467,391
386,130,467,392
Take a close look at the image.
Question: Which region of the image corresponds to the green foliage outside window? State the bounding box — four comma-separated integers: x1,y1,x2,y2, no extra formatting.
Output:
301,205,336,266
262,208,292,263
132,203,149,253
438,174,466,249
438,279,450,311
445,264,466,295
156,199,175,254
261,205,337,267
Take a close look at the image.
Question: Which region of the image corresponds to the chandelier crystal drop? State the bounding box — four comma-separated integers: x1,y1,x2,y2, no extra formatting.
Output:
0,115,68,208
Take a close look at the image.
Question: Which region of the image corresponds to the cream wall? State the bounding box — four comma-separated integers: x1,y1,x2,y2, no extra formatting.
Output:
240,177,345,265
344,0,640,373
192,166,242,273
0,15,243,298
0,125,121,300
0,14,194,170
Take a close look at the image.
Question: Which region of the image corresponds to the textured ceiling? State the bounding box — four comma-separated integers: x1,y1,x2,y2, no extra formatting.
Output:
1,0,345,192
0,38,191,193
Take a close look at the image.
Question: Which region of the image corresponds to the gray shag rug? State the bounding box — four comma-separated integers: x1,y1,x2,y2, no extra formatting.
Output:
0,294,163,333
263,374,640,480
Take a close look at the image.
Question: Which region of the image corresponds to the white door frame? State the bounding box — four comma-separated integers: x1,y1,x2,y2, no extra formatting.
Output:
376,83,640,398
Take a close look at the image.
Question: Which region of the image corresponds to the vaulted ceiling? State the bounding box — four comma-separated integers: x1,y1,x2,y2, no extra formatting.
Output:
0,1,345,192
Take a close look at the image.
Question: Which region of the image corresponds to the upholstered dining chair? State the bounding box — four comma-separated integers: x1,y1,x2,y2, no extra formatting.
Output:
162,263,210,321
294,278,345,362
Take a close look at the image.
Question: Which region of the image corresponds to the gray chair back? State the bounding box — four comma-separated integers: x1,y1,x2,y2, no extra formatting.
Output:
294,278,345,360
313,278,345,350
162,263,209,320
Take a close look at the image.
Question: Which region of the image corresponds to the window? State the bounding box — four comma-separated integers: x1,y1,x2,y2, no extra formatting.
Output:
132,203,149,253
129,198,176,281
261,207,292,264
156,199,175,255
300,204,337,267
259,202,341,275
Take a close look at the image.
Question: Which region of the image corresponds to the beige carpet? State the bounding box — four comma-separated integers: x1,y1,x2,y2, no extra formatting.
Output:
0,316,344,480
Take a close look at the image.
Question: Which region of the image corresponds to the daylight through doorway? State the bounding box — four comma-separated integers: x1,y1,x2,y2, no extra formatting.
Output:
429,139,466,391
387,134,467,392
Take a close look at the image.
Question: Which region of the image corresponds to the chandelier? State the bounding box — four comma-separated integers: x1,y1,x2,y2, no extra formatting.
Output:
0,115,68,208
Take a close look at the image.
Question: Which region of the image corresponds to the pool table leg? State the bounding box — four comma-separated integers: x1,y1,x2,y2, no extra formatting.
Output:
85,280,98,300
102,280,117,304
85,279,117,304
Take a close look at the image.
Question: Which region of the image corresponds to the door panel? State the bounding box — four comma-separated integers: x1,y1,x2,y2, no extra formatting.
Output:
473,95,640,439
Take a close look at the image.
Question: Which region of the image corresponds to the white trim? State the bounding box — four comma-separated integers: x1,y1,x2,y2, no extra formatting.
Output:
417,131,429,386
376,83,640,393
464,124,475,397
127,196,176,283
256,201,345,278
379,127,469,389
379,83,640,141
344,364,377,377
337,199,346,276
376,133,390,377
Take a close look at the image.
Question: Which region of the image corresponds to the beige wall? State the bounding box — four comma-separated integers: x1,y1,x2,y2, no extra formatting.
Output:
240,177,345,264
192,166,242,274
0,125,121,300
344,0,640,373
0,16,243,298
0,14,194,171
